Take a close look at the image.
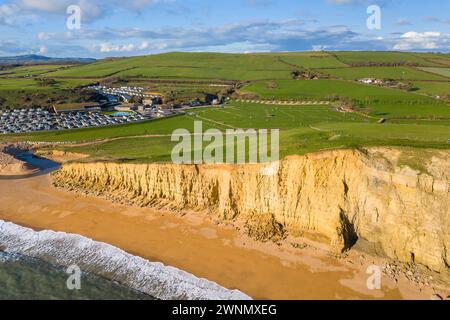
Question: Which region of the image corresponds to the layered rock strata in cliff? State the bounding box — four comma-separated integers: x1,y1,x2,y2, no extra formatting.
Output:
52,149,450,272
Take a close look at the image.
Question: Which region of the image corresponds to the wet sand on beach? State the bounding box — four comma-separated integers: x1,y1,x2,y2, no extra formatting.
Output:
0,174,438,300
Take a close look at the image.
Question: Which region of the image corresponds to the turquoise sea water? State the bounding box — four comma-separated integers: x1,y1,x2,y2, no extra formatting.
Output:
0,252,153,300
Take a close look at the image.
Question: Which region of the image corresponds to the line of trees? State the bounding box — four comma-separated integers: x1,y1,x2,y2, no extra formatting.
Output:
36,77,58,87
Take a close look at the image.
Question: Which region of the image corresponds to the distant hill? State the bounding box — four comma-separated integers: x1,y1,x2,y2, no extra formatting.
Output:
0,54,96,66
43,51,450,81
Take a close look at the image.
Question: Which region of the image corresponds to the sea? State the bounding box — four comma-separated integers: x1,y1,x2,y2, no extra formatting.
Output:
0,251,153,300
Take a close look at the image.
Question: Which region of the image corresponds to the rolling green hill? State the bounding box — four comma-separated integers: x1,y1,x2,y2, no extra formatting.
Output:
1,51,449,162
316,66,448,81
418,67,450,78
0,64,70,77
44,51,450,80
331,51,449,67
272,52,348,68
4,101,448,162
243,79,435,102
47,52,297,80
243,80,450,119
410,81,450,96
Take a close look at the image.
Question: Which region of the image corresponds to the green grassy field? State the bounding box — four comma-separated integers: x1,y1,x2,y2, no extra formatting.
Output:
418,67,450,78
46,53,296,80
48,52,350,80
58,109,450,162
416,54,450,67
0,65,70,77
1,51,449,163
331,51,448,67
274,52,348,68
243,79,427,100
0,78,51,91
316,66,449,81
243,80,450,119
43,52,450,80
3,101,449,163
0,77,95,90
410,81,450,96
0,77,98,108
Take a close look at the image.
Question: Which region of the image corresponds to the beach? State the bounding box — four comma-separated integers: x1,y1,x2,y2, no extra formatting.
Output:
0,220,249,300
0,143,36,176
0,170,445,300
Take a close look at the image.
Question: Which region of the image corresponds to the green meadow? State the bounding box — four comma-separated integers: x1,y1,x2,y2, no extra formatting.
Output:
332,51,448,67
43,52,450,80
410,81,450,97
274,52,348,68
243,79,428,101
3,101,449,162
418,67,450,78
1,51,449,162
0,78,94,90
243,80,450,119
317,66,448,81
0,65,70,77
0,77,98,108
47,53,296,80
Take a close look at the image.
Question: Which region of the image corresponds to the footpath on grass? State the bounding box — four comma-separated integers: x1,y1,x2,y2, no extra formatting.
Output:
235,99,331,105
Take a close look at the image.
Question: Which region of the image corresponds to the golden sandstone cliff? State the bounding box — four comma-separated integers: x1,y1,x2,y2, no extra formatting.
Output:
52,148,450,273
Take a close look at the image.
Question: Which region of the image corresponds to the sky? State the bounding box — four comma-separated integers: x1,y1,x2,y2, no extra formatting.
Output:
0,0,449,58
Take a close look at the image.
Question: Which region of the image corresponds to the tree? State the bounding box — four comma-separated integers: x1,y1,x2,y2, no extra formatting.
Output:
291,70,301,79
36,77,58,87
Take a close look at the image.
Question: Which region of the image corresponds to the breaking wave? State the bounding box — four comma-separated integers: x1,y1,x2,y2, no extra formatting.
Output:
0,220,251,300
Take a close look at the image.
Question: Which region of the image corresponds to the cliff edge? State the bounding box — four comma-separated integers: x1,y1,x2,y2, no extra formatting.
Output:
52,148,450,273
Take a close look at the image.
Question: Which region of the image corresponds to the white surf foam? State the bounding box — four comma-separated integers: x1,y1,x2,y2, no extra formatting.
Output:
0,220,251,300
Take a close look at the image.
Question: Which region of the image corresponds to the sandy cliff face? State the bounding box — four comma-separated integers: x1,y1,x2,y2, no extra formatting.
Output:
52,148,450,272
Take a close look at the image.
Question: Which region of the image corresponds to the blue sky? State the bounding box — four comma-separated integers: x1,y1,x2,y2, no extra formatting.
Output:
0,0,449,57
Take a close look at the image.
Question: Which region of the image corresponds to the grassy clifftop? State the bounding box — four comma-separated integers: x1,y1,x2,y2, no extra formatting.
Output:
1,51,449,162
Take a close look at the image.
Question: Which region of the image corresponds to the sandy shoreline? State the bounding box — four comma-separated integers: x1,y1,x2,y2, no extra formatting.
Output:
1,173,448,300
0,220,249,300
0,144,36,176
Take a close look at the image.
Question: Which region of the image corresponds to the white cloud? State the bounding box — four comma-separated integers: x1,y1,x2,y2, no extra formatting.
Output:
4,3,449,57
0,3,24,25
138,41,168,50
96,43,136,53
38,19,358,53
0,39,51,56
393,31,448,51
38,45,48,54
312,44,329,51
0,0,175,24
